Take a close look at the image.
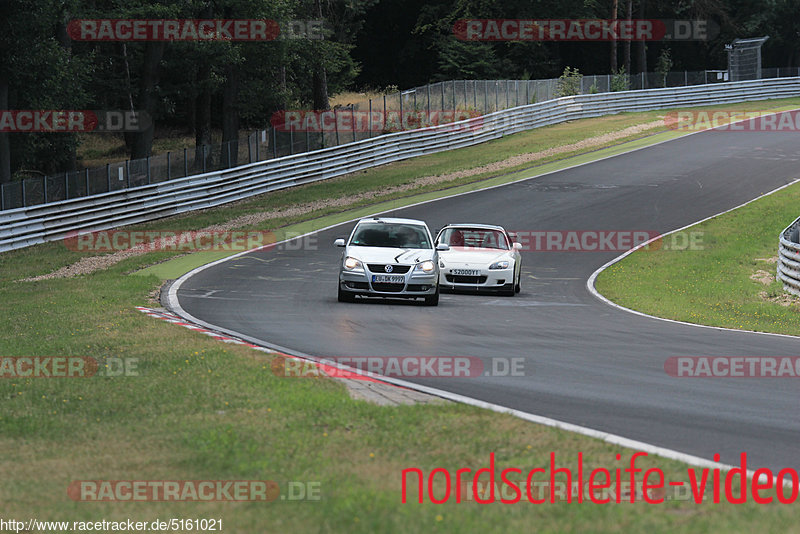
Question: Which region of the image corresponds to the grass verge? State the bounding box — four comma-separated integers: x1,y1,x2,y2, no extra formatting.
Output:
595,178,800,335
3,98,800,532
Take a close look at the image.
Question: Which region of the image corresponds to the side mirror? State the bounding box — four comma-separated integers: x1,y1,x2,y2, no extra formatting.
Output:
513,242,523,250
334,238,346,247
436,243,450,251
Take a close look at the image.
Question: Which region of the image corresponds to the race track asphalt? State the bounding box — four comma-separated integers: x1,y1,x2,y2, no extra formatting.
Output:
173,121,800,473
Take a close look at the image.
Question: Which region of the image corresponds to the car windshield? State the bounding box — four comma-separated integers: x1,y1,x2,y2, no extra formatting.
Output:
439,228,509,250
349,222,431,249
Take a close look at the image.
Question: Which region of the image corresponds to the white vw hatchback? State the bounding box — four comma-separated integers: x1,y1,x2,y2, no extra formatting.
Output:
435,224,523,296
335,217,449,306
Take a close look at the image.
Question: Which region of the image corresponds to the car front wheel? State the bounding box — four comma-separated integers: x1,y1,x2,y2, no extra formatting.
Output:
338,286,355,303
423,286,440,306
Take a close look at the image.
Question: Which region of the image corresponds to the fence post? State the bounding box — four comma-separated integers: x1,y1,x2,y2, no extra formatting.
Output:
427,85,431,116
495,81,499,111
65,172,69,199
22,179,26,207
202,147,207,173
126,160,130,188
227,142,232,166
146,156,151,183
369,99,373,137
248,135,253,162
0,183,4,210
85,168,89,195
272,127,278,158
473,80,477,109
684,70,688,85
441,82,445,111
289,129,294,155
334,108,340,145
484,80,488,112
452,80,456,113
184,148,188,176
42,175,47,203
383,94,387,133
106,163,110,191
399,94,403,130
167,152,171,180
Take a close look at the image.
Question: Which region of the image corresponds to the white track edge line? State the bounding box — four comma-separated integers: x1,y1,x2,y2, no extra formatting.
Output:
166,108,800,484
587,177,800,341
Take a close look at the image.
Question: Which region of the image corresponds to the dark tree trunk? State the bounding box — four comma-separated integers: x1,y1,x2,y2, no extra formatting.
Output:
624,0,632,76
312,0,329,110
221,64,240,167
610,0,619,72
638,0,647,84
125,41,165,160
0,74,10,184
195,60,213,171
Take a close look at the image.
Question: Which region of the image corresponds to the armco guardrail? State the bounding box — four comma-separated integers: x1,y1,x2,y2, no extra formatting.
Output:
2,77,800,253
777,216,800,296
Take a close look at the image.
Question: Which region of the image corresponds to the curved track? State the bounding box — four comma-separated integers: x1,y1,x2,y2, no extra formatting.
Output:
173,121,800,472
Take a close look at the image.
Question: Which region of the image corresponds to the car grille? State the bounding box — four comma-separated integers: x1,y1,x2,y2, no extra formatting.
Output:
446,275,488,284
367,264,411,274
371,282,406,292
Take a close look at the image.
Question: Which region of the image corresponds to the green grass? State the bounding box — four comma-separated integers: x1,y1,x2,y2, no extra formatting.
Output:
3,98,800,532
595,179,800,334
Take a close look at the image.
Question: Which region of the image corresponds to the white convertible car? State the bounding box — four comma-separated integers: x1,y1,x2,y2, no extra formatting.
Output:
435,224,523,296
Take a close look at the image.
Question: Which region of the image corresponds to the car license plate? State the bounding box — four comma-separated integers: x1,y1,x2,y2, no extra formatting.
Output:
372,275,405,284
453,269,480,276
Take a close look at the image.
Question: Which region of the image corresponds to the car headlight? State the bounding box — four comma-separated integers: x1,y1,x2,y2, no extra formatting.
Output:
344,256,363,270
415,260,435,273
489,260,510,270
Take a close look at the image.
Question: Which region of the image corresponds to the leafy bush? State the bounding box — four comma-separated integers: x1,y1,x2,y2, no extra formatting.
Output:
556,67,582,97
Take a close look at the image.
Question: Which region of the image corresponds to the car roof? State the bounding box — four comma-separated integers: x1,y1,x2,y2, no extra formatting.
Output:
440,223,507,232
356,217,428,226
